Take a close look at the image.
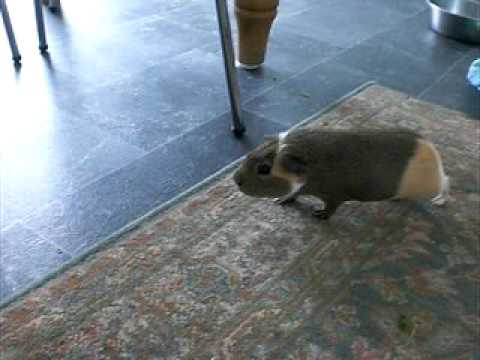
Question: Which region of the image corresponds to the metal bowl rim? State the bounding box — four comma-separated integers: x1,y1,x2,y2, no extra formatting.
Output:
426,0,480,22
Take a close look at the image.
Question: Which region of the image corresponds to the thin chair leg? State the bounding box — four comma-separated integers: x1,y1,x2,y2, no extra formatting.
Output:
47,0,60,11
0,0,21,63
215,0,245,136
33,0,48,52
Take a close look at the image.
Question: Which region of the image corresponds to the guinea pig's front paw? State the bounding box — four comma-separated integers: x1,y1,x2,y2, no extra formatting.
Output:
274,195,297,205
312,209,331,220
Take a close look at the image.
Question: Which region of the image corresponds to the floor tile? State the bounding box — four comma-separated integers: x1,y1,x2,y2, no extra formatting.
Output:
48,15,218,88
0,223,71,300
21,155,170,255
1,13,218,92
336,39,468,96
277,0,319,18
59,47,238,151
7,0,206,49
166,0,235,35
244,60,371,127
0,100,145,229
268,27,342,71
205,28,341,101
279,0,423,49
420,51,480,119
374,10,475,56
49,0,193,27
333,10,476,96
23,111,283,255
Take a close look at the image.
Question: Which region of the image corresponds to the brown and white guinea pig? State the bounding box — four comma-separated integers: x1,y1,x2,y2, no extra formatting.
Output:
233,127,450,219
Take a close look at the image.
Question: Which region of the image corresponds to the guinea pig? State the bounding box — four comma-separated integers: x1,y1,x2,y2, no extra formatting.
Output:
233,127,449,219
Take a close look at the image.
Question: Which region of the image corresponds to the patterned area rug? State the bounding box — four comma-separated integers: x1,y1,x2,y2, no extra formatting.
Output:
1,85,479,359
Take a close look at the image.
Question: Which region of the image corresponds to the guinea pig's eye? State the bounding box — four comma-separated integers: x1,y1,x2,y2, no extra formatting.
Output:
257,163,271,176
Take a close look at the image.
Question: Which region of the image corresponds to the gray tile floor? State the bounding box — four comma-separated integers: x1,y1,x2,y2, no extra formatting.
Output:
0,0,478,302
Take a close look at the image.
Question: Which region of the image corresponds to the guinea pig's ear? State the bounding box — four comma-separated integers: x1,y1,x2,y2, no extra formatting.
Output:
279,152,307,175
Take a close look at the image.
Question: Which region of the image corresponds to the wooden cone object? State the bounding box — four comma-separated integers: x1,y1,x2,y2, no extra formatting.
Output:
234,0,279,69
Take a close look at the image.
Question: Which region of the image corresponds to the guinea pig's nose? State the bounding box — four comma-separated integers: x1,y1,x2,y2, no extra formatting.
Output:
233,171,243,187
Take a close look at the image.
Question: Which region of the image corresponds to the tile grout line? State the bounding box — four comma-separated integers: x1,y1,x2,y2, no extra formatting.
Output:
417,51,474,99
242,48,353,104
265,81,378,130
0,129,148,233
277,5,429,52
21,221,74,258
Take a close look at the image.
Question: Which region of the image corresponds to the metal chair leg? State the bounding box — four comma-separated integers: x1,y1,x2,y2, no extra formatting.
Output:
33,0,48,52
215,0,245,136
46,0,60,11
0,0,21,63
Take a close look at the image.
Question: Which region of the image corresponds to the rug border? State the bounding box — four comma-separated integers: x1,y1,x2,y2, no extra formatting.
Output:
0,81,376,310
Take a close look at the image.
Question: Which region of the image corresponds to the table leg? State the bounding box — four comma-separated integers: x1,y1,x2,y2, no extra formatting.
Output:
215,0,245,136
1,0,21,63
33,0,48,52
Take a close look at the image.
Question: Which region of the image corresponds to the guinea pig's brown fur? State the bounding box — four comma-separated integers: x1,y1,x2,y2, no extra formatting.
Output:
233,127,449,219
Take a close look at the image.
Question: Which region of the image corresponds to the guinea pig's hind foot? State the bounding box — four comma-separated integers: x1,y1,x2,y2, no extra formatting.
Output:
431,188,451,206
432,174,451,207
431,193,448,207
312,200,342,220
312,209,331,220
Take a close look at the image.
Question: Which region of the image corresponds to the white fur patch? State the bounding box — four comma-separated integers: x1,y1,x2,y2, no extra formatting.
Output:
278,131,289,142
278,131,289,152
289,181,304,195
431,144,450,207
432,174,450,206
274,180,304,204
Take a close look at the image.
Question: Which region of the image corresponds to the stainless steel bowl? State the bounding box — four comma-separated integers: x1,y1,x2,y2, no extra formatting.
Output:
426,0,480,44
